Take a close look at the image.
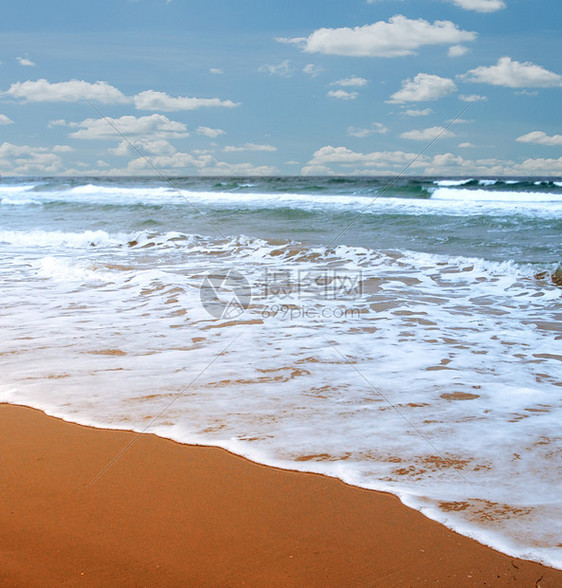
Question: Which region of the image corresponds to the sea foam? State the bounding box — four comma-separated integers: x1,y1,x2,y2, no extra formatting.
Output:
1,177,561,569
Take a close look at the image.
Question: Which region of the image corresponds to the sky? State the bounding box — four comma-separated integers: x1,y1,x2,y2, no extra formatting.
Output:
0,0,561,176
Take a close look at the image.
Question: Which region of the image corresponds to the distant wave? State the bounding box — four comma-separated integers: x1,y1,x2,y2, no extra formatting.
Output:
431,187,562,203
434,179,474,187
2,178,562,221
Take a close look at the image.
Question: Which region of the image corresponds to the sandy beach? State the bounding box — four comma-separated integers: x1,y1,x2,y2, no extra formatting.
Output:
1,403,560,586
3,0,562,578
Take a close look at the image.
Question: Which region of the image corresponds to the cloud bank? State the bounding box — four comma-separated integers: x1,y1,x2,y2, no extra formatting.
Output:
2,79,240,111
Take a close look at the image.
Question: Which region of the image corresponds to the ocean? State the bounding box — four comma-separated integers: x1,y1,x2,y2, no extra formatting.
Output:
1,175,561,568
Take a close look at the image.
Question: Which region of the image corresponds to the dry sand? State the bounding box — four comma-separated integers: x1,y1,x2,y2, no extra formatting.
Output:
1,403,560,586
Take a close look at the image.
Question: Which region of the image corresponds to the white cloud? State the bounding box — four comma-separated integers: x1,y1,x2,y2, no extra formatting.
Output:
301,164,336,176
303,145,562,176
52,145,74,153
401,126,456,141
142,139,177,155
458,142,475,148
127,152,208,171
17,56,36,67
223,143,277,152
287,15,476,58
460,57,562,88
7,81,239,112
210,68,224,74
303,64,324,77
425,153,562,176
115,138,177,156
68,114,189,140
258,60,293,77
305,145,415,165
389,73,457,103
448,45,469,57
197,126,226,138
2,79,129,103
125,152,278,176
327,77,366,100
331,76,368,87
403,108,432,116
199,162,279,176
347,128,377,139
0,142,64,174
458,94,487,102
0,114,14,125
516,131,562,146
424,153,505,175
447,0,506,12
302,145,426,175
48,119,68,127
327,89,358,100
514,157,562,175
133,90,240,111
347,123,389,137
109,141,131,157
108,139,180,158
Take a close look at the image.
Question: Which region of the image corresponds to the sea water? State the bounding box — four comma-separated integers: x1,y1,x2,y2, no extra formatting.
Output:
1,176,561,568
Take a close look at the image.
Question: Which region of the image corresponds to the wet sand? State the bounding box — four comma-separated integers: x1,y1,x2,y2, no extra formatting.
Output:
1,403,560,586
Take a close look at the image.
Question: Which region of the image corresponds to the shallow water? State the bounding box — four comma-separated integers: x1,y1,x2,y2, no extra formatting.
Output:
1,176,561,568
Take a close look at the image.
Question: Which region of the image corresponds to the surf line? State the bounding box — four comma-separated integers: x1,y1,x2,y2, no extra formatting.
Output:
87,328,247,487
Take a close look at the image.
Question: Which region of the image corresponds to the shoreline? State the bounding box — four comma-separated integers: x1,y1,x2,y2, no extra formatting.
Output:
1,402,560,586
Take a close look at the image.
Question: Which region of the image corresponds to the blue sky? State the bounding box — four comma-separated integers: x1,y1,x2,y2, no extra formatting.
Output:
1,0,561,176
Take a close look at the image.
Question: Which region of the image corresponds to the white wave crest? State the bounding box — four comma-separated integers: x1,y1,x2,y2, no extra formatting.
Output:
431,187,562,203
